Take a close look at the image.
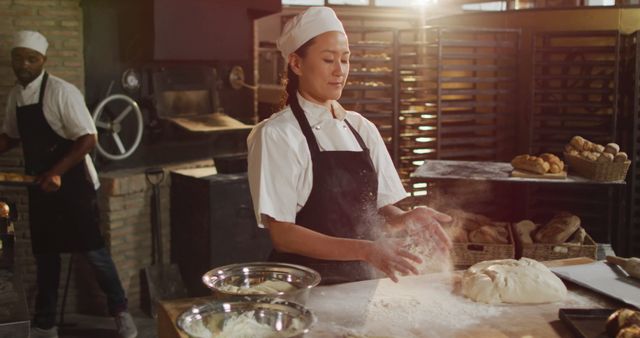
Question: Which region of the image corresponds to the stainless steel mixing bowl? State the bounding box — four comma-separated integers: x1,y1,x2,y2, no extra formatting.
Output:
202,262,321,304
176,299,315,338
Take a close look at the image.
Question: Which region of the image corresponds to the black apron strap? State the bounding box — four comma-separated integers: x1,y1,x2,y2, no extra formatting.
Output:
38,72,49,103
290,96,321,156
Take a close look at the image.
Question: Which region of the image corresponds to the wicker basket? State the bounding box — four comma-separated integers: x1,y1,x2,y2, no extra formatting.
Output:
563,152,631,182
451,223,515,267
511,223,597,261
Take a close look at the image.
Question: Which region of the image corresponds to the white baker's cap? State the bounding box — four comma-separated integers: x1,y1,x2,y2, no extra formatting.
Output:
277,6,346,59
12,30,48,56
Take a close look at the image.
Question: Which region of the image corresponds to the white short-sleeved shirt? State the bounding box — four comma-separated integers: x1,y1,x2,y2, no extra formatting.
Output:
247,92,406,228
3,71,100,189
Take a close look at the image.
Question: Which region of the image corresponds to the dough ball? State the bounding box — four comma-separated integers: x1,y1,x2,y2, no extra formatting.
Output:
461,258,567,304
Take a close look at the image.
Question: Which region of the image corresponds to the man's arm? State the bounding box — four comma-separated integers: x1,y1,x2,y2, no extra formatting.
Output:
0,133,19,154
38,133,96,192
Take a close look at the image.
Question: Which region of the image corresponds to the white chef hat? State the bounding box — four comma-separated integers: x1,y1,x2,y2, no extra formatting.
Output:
277,6,346,60
12,30,49,56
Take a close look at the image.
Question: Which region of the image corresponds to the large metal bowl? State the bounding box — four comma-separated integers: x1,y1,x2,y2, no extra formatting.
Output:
202,262,321,304
176,299,315,338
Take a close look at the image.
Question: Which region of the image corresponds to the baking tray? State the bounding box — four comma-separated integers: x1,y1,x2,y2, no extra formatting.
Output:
558,308,615,338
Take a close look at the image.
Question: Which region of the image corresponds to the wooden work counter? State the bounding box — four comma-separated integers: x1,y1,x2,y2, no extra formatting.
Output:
158,259,623,338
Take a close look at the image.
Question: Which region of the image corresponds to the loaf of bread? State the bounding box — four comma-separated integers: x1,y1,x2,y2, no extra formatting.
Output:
514,220,537,244
511,155,550,174
607,308,640,338
533,213,581,244
469,225,509,244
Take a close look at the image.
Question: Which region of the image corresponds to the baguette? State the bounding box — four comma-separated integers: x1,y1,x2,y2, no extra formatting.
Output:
511,155,550,174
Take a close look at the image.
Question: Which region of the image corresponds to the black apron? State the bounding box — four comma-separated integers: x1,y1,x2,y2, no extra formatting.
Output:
16,72,104,254
269,96,380,285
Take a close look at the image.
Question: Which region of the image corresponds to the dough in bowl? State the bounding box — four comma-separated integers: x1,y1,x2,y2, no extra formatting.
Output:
462,258,567,304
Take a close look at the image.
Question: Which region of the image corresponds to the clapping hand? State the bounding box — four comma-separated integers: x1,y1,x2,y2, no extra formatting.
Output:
401,206,453,254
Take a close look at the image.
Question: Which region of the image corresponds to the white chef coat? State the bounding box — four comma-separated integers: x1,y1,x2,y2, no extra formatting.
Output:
3,71,100,189
247,92,406,228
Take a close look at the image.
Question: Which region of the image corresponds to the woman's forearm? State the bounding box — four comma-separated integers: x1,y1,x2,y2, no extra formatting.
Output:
267,219,372,262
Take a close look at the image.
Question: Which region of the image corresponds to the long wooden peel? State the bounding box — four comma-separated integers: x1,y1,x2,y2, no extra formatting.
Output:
606,255,640,280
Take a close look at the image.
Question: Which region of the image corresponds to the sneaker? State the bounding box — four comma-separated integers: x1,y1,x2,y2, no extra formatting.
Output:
115,311,138,338
31,326,58,338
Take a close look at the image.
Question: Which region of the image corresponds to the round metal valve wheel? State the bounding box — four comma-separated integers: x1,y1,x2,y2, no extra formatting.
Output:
92,94,144,161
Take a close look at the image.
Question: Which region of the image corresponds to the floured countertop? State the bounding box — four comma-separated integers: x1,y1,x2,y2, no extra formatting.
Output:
305,270,620,338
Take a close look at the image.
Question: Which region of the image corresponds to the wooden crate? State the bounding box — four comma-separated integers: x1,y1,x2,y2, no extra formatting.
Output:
451,222,515,267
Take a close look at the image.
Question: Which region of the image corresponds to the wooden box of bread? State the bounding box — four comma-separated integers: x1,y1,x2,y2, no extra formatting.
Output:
564,136,631,182
444,210,516,267
512,213,597,261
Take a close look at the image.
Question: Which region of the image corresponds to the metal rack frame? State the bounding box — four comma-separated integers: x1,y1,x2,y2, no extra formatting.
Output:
620,31,640,256
340,26,399,164
396,26,521,196
529,30,622,154
526,30,627,251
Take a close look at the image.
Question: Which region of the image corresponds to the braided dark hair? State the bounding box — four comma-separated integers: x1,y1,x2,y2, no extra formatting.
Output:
279,38,315,110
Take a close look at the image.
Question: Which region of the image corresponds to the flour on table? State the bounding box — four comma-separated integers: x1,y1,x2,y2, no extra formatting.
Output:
462,258,567,304
359,274,506,337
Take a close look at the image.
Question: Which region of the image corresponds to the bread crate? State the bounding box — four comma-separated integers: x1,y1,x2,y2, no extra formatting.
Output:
511,223,597,261
451,222,516,267
564,152,631,182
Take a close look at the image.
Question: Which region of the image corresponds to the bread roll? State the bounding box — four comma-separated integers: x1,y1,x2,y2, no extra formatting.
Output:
568,149,580,156
564,144,576,153
514,220,537,244
511,155,550,174
598,152,614,163
540,153,565,173
605,143,620,155
469,225,509,244
617,325,640,338
533,214,581,244
594,144,605,153
583,141,595,151
607,308,640,338
615,152,628,163
570,136,587,150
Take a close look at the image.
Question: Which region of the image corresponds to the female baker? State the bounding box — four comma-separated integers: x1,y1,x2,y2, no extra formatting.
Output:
247,6,451,284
